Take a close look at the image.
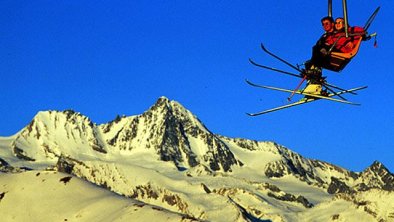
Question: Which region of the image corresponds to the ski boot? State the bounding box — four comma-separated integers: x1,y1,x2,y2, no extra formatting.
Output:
303,81,322,95
303,60,322,80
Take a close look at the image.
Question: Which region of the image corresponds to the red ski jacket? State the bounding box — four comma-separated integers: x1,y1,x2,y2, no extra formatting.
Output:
333,26,365,53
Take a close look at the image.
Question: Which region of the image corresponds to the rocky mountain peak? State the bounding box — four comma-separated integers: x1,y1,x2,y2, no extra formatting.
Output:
150,96,172,110
365,161,386,173
142,97,209,133
357,161,394,191
99,97,240,172
145,97,181,116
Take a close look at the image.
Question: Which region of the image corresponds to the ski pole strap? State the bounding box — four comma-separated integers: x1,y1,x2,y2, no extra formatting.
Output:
374,34,378,48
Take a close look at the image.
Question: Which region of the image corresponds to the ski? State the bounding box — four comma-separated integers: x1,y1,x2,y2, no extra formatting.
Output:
364,6,380,31
323,82,357,95
245,79,365,105
247,98,313,116
248,58,302,79
246,83,367,116
260,43,304,73
321,82,349,101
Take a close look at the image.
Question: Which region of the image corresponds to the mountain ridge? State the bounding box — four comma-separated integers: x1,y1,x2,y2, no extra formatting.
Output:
1,96,393,221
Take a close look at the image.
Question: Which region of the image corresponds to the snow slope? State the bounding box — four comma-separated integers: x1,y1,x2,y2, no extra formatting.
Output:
0,171,198,222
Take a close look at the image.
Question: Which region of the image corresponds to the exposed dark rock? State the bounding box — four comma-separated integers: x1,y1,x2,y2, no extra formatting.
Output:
158,106,199,168
102,114,125,133
20,167,33,171
231,138,260,151
91,143,107,154
12,146,35,161
332,214,340,220
228,196,272,222
56,156,75,174
261,183,281,193
59,176,72,184
264,160,288,178
163,194,179,206
296,195,314,208
327,177,354,194
267,192,314,208
354,183,370,191
0,158,14,172
131,184,159,200
201,183,211,194
0,192,5,201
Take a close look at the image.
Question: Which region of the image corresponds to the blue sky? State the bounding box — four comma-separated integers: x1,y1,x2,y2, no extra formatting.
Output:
1,1,393,172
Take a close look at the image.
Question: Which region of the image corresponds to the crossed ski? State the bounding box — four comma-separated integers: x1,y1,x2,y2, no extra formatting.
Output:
246,86,366,116
246,80,364,105
246,80,367,116
247,44,367,116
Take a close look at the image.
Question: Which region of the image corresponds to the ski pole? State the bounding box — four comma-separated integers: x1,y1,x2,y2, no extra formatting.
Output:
288,75,307,102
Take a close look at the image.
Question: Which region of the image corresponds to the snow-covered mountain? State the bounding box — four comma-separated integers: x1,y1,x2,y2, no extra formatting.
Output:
1,96,393,222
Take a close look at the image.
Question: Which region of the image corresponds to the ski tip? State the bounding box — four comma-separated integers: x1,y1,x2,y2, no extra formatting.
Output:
353,86,368,91
248,58,260,66
246,112,257,116
342,100,361,106
244,79,258,87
